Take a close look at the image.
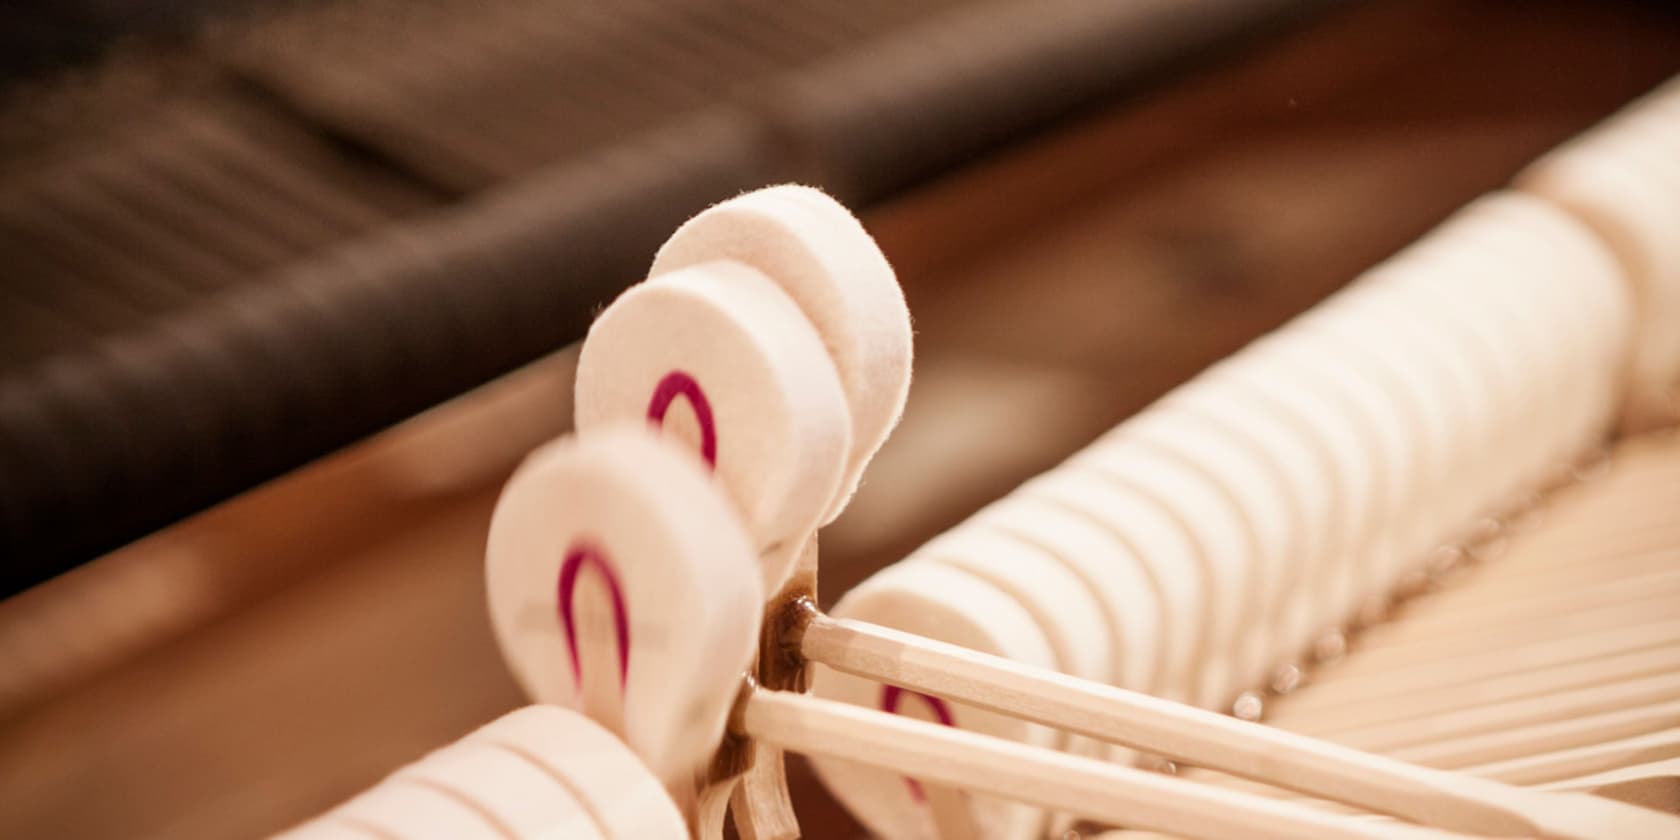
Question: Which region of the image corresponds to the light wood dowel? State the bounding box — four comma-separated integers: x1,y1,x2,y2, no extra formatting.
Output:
1464,728,1680,786
740,689,1464,840
798,611,1680,839
1300,617,1680,697
1540,757,1680,793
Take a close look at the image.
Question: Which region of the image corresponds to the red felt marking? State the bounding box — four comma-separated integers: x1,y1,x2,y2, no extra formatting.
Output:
557,541,631,692
879,685,957,802
646,370,718,468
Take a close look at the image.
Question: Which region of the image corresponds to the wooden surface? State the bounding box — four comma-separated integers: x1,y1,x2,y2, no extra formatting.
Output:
1139,428,1680,836
0,1,1677,837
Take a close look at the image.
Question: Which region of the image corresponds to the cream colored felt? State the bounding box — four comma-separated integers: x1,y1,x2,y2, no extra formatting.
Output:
1470,193,1633,463
1068,442,1263,706
1265,295,1479,600
1373,259,1547,489
1533,146,1680,433
1518,82,1680,432
574,260,851,592
910,530,1111,685
1160,375,1345,663
1020,470,1204,705
329,775,520,839
1303,284,1494,534
1377,264,1544,503
1309,276,1507,506
650,184,913,522
1290,294,1478,557
1417,272,1572,514
392,742,606,839
1380,196,1614,501
1198,355,1383,640
810,561,1056,840
1101,407,1300,690
907,529,1116,775
1245,335,1419,623
466,705,687,839
272,819,386,839
969,493,1163,696
1294,317,1464,593
1330,194,1579,497
1467,208,1603,477
484,428,763,787
1406,254,1565,504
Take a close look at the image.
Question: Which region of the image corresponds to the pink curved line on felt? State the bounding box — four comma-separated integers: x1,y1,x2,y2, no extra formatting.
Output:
646,370,717,468
879,685,956,802
557,542,631,692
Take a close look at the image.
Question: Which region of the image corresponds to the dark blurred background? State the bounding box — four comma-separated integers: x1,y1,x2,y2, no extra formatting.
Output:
0,1,1676,837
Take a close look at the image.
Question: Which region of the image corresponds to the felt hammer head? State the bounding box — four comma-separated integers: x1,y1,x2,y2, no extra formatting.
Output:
652,185,913,524
485,426,763,787
575,260,851,593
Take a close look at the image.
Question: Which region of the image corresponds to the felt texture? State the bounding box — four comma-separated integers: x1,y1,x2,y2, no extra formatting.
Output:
574,260,851,592
1287,299,1469,568
805,106,1669,832
1242,336,1415,617
1310,284,1501,554
1371,199,1599,503
909,531,1122,795
1104,407,1303,692
1469,193,1634,458
1517,78,1680,433
812,561,1054,840
484,428,762,788
321,781,504,839
650,184,912,524
805,106,1670,831
1201,356,1384,644
283,705,684,840
1325,192,1630,539
911,530,1111,685
1069,444,1260,708
273,821,381,839
391,742,605,839
970,495,1164,698
1161,380,1344,663
1021,471,1206,708
468,706,688,839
